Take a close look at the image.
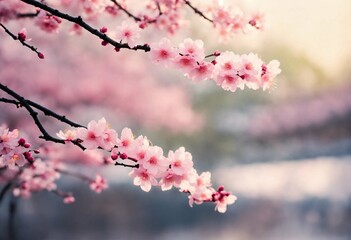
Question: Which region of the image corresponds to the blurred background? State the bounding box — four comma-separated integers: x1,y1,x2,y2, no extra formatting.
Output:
1,0,351,239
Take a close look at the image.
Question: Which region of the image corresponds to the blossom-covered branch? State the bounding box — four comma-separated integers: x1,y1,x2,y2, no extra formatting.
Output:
0,85,236,213
20,0,151,52
0,23,44,58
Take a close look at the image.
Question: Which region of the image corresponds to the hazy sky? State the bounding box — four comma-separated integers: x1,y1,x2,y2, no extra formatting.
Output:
250,0,351,77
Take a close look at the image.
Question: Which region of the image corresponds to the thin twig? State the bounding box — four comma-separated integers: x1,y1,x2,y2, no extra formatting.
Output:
0,23,43,58
115,162,139,168
17,11,39,18
0,97,84,128
110,0,141,21
184,0,213,23
0,84,85,150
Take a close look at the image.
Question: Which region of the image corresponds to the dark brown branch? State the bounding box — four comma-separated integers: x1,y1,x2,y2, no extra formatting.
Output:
20,0,150,52
115,162,139,168
0,97,84,128
26,100,85,128
0,85,141,170
110,0,162,24
0,98,20,107
0,84,85,150
0,23,43,58
184,0,213,23
110,0,141,22
17,11,40,18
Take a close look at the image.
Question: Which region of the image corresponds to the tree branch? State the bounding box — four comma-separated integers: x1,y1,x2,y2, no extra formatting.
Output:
20,0,150,52
110,0,141,22
115,162,139,168
17,11,39,19
0,84,85,150
110,0,163,24
0,97,84,128
0,23,43,58
184,0,213,23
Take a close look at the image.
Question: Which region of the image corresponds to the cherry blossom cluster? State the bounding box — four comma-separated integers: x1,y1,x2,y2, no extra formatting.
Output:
12,158,60,198
0,125,34,169
57,118,237,213
11,155,109,202
8,0,264,37
0,0,27,22
210,1,265,39
0,123,110,203
150,38,281,92
35,11,62,33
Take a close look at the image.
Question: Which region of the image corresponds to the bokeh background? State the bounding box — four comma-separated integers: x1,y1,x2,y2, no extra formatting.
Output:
1,0,351,239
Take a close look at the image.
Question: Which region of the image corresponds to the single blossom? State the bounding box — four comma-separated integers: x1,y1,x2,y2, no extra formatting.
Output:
150,38,177,66
90,175,108,193
116,21,141,47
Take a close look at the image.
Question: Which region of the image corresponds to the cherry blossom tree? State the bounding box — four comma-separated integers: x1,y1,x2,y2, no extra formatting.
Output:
0,0,281,237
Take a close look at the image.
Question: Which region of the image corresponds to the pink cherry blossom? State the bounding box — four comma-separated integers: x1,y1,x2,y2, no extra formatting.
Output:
142,146,168,175
214,193,237,213
150,38,177,66
248,12,265,30
18,28,27,41
90,174,108,193
116,21,141,47
35,11,62,33
261,60,282,91
188,62,214,82
63,195,75,204
129,167,158,192
13,159,61,198
0,126,32,169
57,129,77,141
159,172,183,191
117,127,134,154
168,147,193,176
76,118,117,150
178,38,205,62
173,55,197,72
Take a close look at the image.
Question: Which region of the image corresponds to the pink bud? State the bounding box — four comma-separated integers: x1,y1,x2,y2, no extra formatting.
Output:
38,52,45,59
100,26,108,33
101,40,108,46
18,28,27,41
18,138,26,146
139,23,146,29
111,154,118,160
114,47,120,52
211,60,217,65
119,153,128,160
214,51,221,57
24,152,34,162
24,143,31,148
249,19,257,27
